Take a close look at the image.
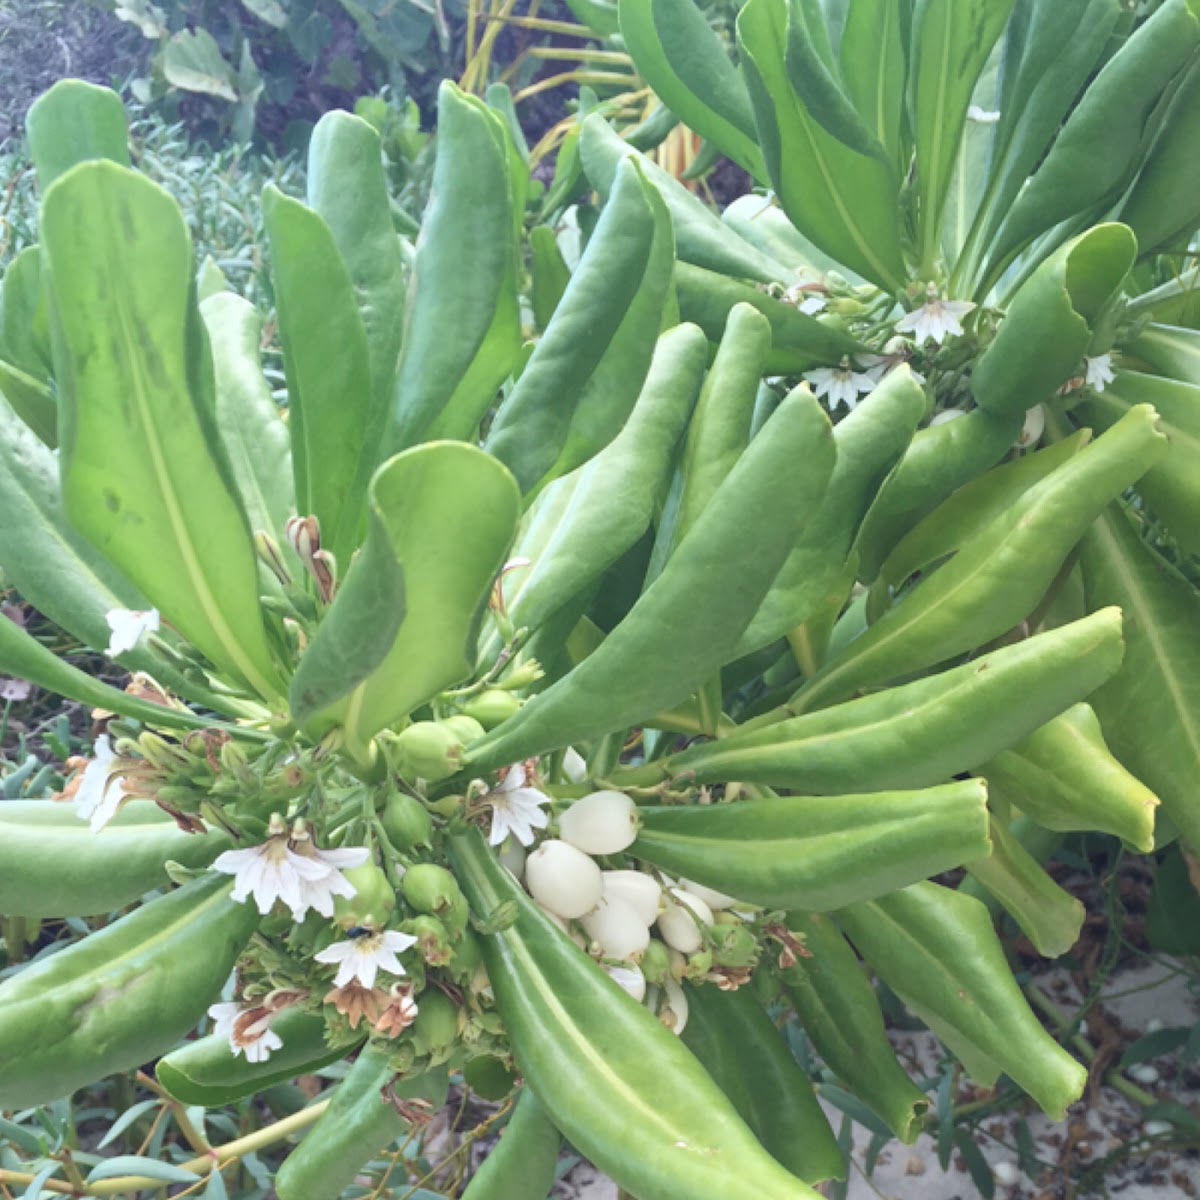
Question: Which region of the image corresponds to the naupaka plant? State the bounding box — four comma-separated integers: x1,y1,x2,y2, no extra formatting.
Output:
0,57,1179,1200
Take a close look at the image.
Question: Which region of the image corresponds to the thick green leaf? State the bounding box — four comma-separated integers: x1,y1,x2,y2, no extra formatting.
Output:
1078,501,1200,851
200,293,295,542
388,84,520,452
619,0,766,179
672,608,1124,792
984,0,1200,284
721,194,858,279
158,1008,352,1106
855,407,1024,581
964,816,1085,958
294,444,521,757
162,29,239,101
307,111,407,426
676,262,862,374
649,304,771,575
794,405,1166,711
0,359,56,449
24,80,130,191
0,801,231,918
499,325,707,644
781,910,930,1142
839,0,908,168
464,387,835,769
0,245,52,384
1076,369,1200,557
738,0,906,293
43,161,284,702
486,159,672,495
981,702,1160,852
908,0,1016,272
1120,58,1200,255
579,116,790,285
878,430,1090,595
972,224,1135,418
736,365,925,656
838,882,1087,1118
784,0,887,161
263,185,374,570
682,984,845,1184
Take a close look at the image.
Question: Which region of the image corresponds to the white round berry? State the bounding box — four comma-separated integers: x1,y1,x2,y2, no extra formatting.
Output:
603,963,647,1002
657,888,713,954
581,896,651,961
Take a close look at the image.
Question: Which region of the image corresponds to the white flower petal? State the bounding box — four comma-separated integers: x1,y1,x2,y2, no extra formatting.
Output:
73,736,128,831
1085,354,1115,392
104,608,160,657
243,1028,282,1063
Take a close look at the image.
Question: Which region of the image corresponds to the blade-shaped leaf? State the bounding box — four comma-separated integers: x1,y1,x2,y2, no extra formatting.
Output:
972,224,1135,418
908,0,1016,273
464,387,836,770
307,110,407,420
486,158,673,495
200,293,295,543
387,84,520,452
1078,501,1200,851
837,882,1087,1118
619,0,767,179
262,184,374,569
42,161,285,702
738,0,906,293
839,0,908,168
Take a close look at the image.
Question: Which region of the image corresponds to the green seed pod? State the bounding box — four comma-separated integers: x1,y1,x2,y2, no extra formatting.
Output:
402,915,453,967
458,688,522,729
641,938,671,985
711,923,759,969
380,792,433,851
402,863,466,917
395,722,466,782
411,989,460,1059
333,864,395,930
440,714,486,745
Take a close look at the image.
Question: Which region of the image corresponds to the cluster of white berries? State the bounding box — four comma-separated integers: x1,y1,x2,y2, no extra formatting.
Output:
497,785,744,1036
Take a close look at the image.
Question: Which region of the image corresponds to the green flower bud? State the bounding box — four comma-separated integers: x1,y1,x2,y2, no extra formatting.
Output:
381,792,433,851
402,863,465,917
449,927,483,979
684,950,713,981
458,689,522,730
333,864,396,929
395,722,466,782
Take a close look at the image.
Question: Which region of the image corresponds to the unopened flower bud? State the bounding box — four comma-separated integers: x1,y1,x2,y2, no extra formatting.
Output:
602,870,662,925
333,863,395,929
581,896,651,961
657,888,713,954
254,531,292,586
525,839,603,919
641,939,671,984
559,791,639,855
679,878,739,911
604,963,647,1002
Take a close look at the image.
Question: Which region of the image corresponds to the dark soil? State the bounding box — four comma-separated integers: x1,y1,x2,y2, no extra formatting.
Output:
0,1,146,143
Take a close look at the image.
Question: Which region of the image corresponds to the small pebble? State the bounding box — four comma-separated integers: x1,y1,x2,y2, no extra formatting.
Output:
904,1155,925,1176
993,1160,1021,1186
1129,1063,1161,1085
1143,1119,1173,1138
1145,1017,1165,1033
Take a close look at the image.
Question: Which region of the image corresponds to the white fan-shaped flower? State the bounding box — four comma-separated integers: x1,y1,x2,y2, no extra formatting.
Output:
104,608,160,657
